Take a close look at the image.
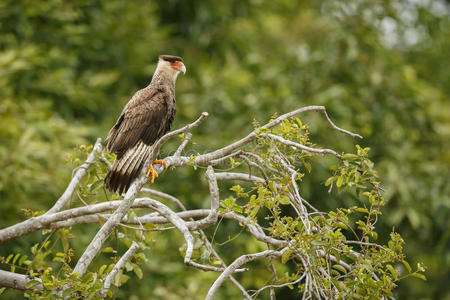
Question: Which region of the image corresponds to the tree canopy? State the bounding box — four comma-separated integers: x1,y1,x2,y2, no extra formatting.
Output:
0,0,448,299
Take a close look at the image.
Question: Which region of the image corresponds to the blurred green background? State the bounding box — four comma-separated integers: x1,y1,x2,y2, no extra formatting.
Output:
0,0,448,299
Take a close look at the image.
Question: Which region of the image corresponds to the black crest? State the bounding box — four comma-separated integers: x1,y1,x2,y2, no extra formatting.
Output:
159,55,184,63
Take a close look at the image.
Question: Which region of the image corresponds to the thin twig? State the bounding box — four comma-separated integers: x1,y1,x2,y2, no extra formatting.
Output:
174,132,193,156
101,241,140,296
205,248,290,300
46,138,102,214
250,274,305,299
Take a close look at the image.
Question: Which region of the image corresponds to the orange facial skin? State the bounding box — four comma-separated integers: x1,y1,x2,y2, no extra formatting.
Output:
170,60,185,71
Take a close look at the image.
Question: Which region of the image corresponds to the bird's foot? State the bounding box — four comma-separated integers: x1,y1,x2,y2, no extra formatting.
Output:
145,160,168,184
153,159,168,169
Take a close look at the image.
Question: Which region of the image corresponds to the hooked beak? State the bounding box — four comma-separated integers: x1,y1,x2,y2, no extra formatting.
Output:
179,64,186,74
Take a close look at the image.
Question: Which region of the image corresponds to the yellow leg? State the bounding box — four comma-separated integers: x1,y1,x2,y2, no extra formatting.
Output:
152,159,168,169
145,160,168,184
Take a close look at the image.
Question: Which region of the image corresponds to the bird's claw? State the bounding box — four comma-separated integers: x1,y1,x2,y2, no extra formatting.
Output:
145,160,168,184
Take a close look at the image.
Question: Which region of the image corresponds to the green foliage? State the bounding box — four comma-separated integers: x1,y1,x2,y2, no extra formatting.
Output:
0,0,448,298
223,117,425,298
1,116,426,299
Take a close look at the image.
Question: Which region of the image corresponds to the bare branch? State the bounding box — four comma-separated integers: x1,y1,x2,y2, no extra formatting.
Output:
174,132,192,156
101,241,140,296
140,188,186,211
263,106,362,139
149,112,208,171
193,105,360,165
146,197,246,273
250,274,305,299
0,106,372,298
209,150,243,166
205,248,290,300
319,109,362,139
215,172,265,184
189,166,219,229
0,270,43,291
196,230,252,299
241,151,280,175
262,133,341,158
72,175,145,276
97,153,112,171
73,113,209,276
46,138,102,214
0,198,159,242
345,240,388,251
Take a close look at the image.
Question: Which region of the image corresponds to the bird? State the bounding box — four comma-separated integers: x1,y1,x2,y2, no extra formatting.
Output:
104,55,186,194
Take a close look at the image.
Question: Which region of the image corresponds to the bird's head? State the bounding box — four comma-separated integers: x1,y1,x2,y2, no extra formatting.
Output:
157,55,186,79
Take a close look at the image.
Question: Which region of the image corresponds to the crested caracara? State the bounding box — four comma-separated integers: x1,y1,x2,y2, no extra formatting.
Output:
104,55,186,194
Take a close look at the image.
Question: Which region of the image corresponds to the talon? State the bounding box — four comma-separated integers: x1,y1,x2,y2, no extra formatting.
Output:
153,159,168,169
145,160,167,184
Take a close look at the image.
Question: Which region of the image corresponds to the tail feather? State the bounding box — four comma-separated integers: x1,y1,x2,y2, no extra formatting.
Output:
105,142,152,194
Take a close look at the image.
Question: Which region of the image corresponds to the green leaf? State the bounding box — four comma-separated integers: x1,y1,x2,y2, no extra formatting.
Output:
336,176,343,188
102,247,116,253
125,261,134,272
386,264,398,280
411,273,427,281
401,260,411,273
332,264,347,274
18,255,28,266
25,279,42,289
5,254,13,264
99,264,107,276
12,253,20,265
52,257,65,263
355,208,369,214
121,274,130,285
89,179,103,191
114,270,123,286
133,265,143,280
268,181,277,193
310,240,327,246
82,272,96,284
341,154,359,160
281,249,293,264
229,157,240,167
62,287,74,298
43,241,51,249
279,196,290,205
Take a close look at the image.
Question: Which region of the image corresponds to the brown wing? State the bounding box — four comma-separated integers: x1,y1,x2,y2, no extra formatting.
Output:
106,87,172,158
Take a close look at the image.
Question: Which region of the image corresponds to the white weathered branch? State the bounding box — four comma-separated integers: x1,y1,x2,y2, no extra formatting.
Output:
148,112,208,174
0,270,43,291
72,113,209,276
0,106,369,298
101,241,140,296
174,132,192,156
250,273,305,298
214,172,265,184
205,248,290,300
46,138,102,215
193,105,361,165
72,176,144,276
140,188,186,211
0,198,159,242
146,197,246,273
262,133,341,158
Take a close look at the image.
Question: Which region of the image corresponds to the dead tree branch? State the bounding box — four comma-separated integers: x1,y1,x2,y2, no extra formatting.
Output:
0,106,379,299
